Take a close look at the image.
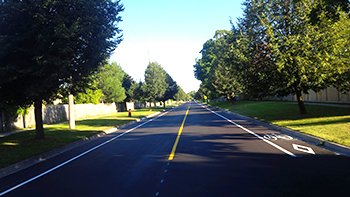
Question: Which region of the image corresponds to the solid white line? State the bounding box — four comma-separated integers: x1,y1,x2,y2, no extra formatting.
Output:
198,103,296,157
0,110,170,196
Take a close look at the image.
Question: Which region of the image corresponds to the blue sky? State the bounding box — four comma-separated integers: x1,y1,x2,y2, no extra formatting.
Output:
110,0,245,92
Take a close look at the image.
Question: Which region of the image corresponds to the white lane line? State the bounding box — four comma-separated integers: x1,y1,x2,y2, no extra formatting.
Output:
0,110,171,197
199,104,296,157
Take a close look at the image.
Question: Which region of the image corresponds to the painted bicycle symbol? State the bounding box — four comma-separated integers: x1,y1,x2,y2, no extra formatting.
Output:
263,133,293,141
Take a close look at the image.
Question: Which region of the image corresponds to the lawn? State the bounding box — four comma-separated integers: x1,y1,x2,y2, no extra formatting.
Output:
0,108,163,169
209,101,350,147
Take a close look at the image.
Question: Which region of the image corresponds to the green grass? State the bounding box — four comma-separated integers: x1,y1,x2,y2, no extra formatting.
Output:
210,101,350,147
0,108,162,168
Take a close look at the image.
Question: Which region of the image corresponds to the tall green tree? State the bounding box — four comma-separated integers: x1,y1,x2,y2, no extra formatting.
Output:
237,0,279,99
194,30,243,101
212,30,243,101
122,73,137,102
194,39,218,99
97,63,126,103
259,0,350,113
161,73,178,107
174,86,188,102
144,62,168,104
74,77,103,104
0,0,124,138
133,81,147,103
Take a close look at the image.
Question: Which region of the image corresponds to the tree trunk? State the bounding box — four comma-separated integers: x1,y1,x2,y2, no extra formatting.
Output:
163,101,166,108
0,111,4,132
22,114,26,128
295,89,307,114
34,98,44,139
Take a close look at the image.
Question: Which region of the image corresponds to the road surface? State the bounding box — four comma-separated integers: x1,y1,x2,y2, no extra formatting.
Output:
0,102,349,196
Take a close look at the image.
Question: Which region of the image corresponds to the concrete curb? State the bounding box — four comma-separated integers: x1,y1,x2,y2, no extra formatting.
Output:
207,105,350,157
0,110,166,179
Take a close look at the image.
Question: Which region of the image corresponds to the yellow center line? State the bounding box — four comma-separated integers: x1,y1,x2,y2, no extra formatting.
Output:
168,106,190,161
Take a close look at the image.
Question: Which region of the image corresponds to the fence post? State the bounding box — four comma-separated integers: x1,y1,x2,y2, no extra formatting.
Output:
68,94,75,129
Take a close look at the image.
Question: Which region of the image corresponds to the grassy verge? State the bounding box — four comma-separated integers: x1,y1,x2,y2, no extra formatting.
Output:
0,108,163,169
209,101,350,147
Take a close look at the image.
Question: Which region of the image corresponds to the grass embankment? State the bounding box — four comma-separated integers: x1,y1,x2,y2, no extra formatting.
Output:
0,109,163,168
210,101,350,147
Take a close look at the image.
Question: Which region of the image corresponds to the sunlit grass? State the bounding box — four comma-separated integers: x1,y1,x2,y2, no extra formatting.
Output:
210,101,350,147
0,108,163,169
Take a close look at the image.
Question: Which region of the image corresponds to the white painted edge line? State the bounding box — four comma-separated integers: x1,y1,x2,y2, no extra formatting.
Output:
199,103,296,157
0,110,171,196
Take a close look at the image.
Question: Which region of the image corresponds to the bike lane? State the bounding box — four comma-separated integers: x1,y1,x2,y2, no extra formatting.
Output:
199,103,337,157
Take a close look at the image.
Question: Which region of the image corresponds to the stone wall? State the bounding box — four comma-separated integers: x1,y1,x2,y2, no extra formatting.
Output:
14,103,117,128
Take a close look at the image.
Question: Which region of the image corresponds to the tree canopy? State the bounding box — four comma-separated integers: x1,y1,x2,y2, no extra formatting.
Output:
161,73,178,104
96,63,126,103
122,73,138,102
143,62,168,102
0,0,124,138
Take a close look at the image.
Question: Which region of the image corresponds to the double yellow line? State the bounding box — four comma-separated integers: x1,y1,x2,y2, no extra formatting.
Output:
168,106,190,161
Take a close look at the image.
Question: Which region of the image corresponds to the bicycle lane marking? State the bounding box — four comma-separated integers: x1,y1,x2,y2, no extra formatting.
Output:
199,104,296,157
197,103,336,156
0,110,172,197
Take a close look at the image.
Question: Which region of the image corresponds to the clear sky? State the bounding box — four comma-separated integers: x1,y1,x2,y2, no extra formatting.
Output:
110,0,245,93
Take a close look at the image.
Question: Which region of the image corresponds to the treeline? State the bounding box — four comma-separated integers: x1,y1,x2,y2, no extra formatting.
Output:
194,0,350,114
69,61,189,106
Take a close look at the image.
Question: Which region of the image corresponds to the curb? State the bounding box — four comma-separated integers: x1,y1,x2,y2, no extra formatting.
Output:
207,105,350,157
0,110,166,179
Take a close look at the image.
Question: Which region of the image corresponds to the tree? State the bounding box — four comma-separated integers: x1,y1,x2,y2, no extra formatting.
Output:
327,9,350,92
258,0,350,113
187,91,196,100
194,30,243,101
211,30,243,101
97,63,126,103
122,73,137,102
0,0,124,138
144,62,168,105
174,86,188,102
237,0,279,100
194,39,219,99
75,89,103,104
161,73,178,107
74,78,103,104
133,81,147,103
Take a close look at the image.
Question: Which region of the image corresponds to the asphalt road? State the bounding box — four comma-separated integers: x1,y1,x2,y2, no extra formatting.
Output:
0,102,349,196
